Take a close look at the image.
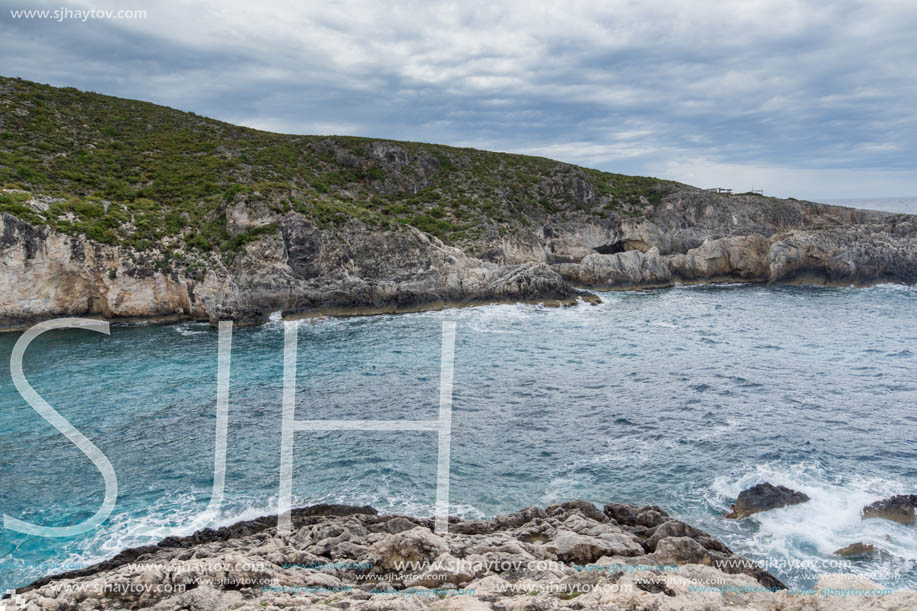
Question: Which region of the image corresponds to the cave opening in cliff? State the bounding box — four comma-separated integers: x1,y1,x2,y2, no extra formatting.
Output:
593,241,627,255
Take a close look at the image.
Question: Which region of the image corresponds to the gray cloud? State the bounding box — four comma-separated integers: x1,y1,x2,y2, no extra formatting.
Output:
1,0,915,198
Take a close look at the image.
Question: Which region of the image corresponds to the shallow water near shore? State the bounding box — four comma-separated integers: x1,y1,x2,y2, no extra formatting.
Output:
1,283,916,592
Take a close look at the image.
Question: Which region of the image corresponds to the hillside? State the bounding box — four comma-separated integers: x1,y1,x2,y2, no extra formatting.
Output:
0,76,915,329
0,75,680,256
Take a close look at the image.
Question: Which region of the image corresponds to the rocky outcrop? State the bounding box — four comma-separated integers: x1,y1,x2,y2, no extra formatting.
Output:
8,501,915,611
724,483,810,519
768,218,917,286
554,247,673,289
862,495,917,525
666,234,771,283
558,214,917,290
0,213,199,328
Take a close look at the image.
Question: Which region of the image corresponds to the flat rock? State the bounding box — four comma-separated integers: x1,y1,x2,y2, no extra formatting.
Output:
543,530,644,563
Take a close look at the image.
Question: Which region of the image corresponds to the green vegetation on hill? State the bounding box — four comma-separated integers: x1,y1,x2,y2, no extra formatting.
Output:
0,76,681,252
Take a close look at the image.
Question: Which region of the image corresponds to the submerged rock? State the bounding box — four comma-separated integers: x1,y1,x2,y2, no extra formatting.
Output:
862,494,917,525
724,482,810,519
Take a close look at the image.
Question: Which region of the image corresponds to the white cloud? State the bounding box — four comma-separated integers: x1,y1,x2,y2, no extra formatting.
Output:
2,0,916,196
656,158,917,200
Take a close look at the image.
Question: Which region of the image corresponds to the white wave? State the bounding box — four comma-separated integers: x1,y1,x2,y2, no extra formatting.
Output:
173,323,207,336
708,462,917,587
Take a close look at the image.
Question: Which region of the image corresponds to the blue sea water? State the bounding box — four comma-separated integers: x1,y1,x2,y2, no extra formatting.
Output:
825,197,917,214
1,281,915,593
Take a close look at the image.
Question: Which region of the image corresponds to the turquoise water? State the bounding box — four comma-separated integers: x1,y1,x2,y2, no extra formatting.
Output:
1,284,916,592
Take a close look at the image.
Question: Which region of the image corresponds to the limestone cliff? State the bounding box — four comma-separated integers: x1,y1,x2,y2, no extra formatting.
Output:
0,209,583,329
3,188,914,330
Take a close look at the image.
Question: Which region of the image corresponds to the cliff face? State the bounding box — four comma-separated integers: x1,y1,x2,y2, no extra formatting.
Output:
550,198,917,290
0,207,579,329
1,76,915,330
2,188,916,330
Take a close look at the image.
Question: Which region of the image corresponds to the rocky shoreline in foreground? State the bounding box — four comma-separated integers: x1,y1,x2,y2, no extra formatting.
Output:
7,500,916,611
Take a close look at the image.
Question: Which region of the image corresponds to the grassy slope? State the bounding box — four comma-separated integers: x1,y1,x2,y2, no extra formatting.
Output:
0,75,682,258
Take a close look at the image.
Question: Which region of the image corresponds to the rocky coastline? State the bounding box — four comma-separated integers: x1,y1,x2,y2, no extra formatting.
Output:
6,500,915,611
2,190,916,332
2,77,917,332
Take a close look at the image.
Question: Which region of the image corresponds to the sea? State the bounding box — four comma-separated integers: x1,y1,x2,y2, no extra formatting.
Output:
1,197,915,592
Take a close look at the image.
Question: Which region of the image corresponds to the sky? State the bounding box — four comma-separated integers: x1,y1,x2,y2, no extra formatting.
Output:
1,0,916,200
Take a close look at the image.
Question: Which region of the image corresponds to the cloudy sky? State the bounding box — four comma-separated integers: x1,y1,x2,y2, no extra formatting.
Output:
1,0,916,199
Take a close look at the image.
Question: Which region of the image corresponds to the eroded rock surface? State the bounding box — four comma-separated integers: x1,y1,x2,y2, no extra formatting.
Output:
8,501,916,610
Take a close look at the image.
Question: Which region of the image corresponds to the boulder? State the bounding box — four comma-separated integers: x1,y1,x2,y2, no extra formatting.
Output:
603,503,670,528
554,247,674,289
635,506,669,528
604,503,640,525
665,234,771,282
370,526,448,569
724,482,810,519
378,516,420,534
653,536,710,565
862,495,917,525
545,500,607,523
405,552,479,588
643,520,731,554
834,542,875,557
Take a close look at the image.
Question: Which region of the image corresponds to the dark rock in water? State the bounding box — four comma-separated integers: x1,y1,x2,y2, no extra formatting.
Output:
862,494,917,524
724,482,810,519
835,542,876,557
